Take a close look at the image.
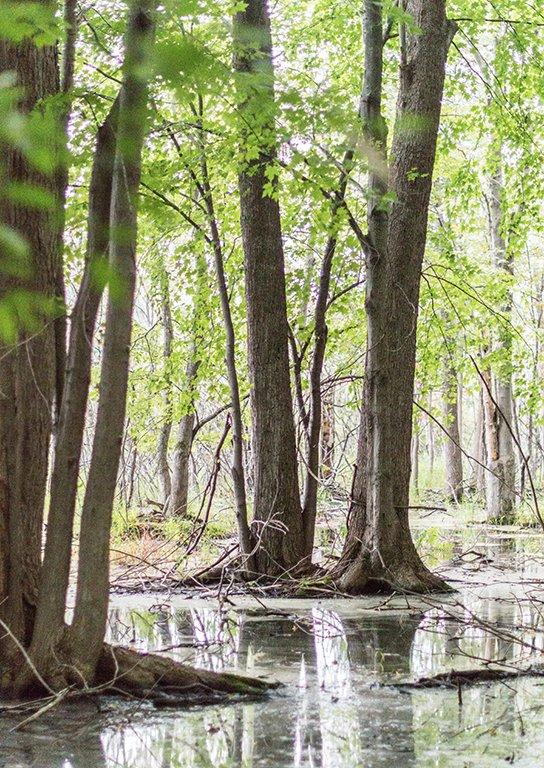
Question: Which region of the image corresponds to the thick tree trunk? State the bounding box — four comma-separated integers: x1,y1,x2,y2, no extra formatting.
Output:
443,365,463,502
157,268,174,504
28,99,119,670
233,0,305,575
484,160,516,523
0,28,60,645
339,0,455,594
70,0,156,680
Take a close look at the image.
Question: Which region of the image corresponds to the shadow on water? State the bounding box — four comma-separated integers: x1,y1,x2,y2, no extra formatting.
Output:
3,529,544,766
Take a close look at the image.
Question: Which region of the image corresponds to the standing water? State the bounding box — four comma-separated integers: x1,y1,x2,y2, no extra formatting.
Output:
2,528,544,767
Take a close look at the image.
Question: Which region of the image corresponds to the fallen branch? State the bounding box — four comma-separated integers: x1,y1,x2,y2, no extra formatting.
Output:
391,665,544,689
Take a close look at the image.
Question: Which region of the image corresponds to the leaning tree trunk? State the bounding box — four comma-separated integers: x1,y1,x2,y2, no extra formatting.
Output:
339,0,455,594
69,0,157,681
443,364,463,502
233,0,305,575
27,99,119,674
198,116,254,565
484,158,516,523
0,22,60,647
302,152,354,559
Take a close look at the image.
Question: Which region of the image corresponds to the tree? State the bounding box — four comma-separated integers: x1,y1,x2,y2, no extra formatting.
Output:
232,0,305,575
338,0,456,593
443,363,463,502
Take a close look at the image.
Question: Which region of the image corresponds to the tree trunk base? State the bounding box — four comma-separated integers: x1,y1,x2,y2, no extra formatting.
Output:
7,641,277,703
334,548,452,595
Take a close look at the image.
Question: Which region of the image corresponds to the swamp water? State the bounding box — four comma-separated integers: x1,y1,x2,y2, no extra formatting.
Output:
3,528,544,767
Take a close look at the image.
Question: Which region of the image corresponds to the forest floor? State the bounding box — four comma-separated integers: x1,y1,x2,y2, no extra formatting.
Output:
2,521,544,767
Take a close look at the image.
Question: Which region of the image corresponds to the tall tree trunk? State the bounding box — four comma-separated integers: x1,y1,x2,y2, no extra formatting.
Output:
320,387,335,480
157,267,174,504
469,387,486,497
70,0,156,680
28,99,119,670
0,19,60,645
443,365,463,502
197,111,253,565
167,354,199,517
302,152,354,558
233,0,304,575
484,158,516,523
333,0,384,578
339,0,456,593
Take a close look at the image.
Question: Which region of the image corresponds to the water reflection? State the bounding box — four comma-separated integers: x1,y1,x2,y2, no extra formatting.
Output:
4,534,544,766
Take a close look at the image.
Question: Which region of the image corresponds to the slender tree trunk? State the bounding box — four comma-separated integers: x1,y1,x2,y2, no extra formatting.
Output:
443,365,463,502
411,431,420,497
302,152,354,558
167,355,199,517
339,0,455,593
469,387,486,497
157,268,174,504
484,158,516,523
197,113,253,564
70,0,156,679
233,0,304,575
320,387,335,480
28,99,119,670
0,25,60,645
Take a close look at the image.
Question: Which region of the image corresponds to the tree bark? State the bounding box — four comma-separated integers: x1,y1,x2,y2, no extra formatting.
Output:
27,98,119,671
197,110,254,565
233,0,305,575
69,0,156,680
469,386,486,496
0,22,60,645
443,365,463,502
339,0,455,593
157,267,174,504
302,152,354,558
167,354,199,517
484,158,516,523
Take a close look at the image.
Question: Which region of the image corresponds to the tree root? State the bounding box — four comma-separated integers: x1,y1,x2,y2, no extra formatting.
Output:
390,666,544,689
5,640,279,705
95,643,278,703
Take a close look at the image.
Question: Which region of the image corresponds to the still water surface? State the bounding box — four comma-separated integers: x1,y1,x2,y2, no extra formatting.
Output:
3,529,544,767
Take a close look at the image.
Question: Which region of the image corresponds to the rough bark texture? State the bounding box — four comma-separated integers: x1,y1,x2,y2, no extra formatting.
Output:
28,100,119,670
484,160,516,523
0,29,60,645
443,365,463,502
339,0,455,593
70,0,156,680
233,0,305,575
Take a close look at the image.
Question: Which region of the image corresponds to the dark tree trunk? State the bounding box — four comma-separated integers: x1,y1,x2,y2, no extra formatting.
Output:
0,27,60,645
28,99,119,671
443,365,463,502
233,0,304,575
70,0,156,680
339,0,455,593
